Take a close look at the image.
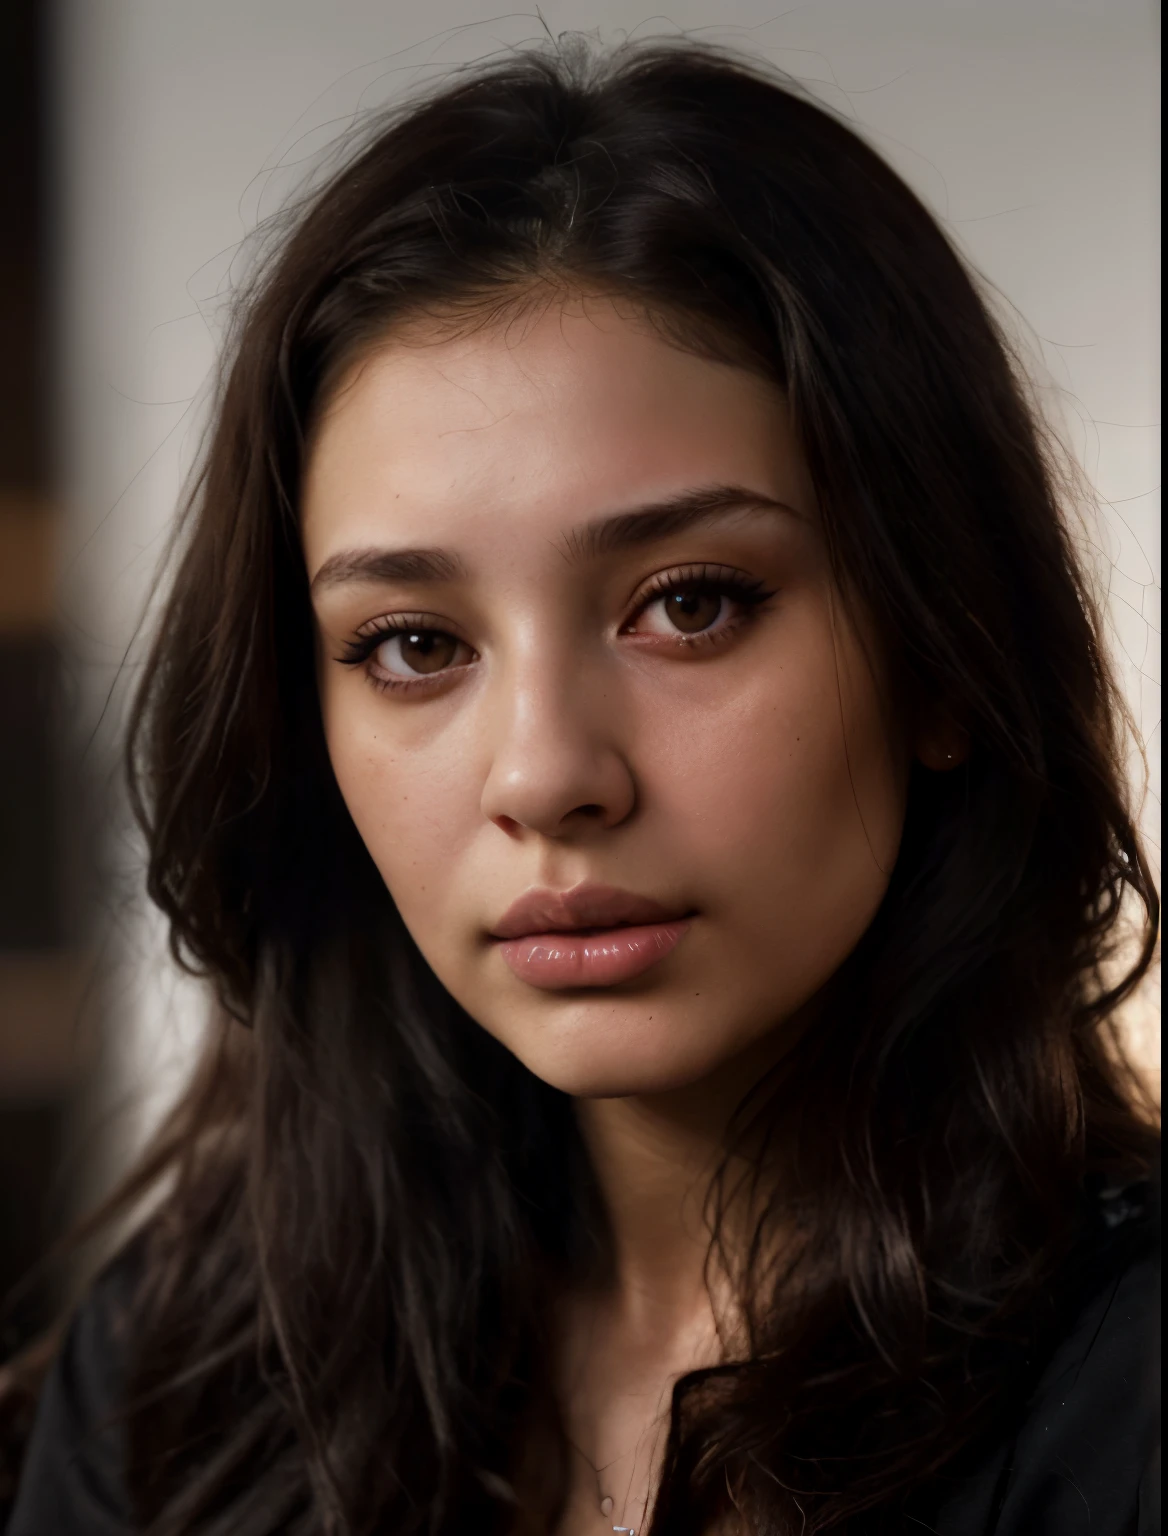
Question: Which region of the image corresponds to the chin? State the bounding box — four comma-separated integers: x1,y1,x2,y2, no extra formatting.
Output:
488,994,752,1099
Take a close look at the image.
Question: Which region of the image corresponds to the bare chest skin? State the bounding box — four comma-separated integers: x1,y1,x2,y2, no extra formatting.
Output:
552,1285,725,1536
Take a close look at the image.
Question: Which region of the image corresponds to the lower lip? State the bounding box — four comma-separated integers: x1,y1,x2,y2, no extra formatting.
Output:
497,920,691,990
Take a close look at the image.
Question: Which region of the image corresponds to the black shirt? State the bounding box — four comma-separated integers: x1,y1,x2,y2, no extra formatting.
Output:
6,1184,1160,1534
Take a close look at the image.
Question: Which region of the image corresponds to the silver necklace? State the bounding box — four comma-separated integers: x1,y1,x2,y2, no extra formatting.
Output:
569,1436,648,1535
592,1477,638,1534
600,1506,635,1533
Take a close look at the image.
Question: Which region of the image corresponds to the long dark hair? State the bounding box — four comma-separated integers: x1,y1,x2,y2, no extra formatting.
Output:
22,35,1164,1535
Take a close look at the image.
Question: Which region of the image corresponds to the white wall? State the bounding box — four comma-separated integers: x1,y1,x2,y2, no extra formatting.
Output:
54,0,1161,1167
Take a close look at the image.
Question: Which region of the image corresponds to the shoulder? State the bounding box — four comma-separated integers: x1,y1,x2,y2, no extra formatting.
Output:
932,1174,1161,1536
5,1242,144,1536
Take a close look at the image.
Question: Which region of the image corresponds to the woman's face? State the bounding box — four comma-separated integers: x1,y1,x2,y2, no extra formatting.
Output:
303,296,908,1098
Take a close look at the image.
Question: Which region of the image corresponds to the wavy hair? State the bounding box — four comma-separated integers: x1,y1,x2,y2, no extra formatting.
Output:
19,36,1162,1536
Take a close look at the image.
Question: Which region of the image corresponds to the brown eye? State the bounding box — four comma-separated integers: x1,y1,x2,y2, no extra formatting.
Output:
662,588,724,634
624,566,772,647
376,628,464,677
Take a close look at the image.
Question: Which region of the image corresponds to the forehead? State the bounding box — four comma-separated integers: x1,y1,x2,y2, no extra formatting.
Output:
300,296,812,567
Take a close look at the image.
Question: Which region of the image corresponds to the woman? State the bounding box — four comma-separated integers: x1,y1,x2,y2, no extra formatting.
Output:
4,35,1159,1536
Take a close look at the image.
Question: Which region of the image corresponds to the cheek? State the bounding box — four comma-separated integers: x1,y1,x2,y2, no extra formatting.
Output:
320,682,474,934
634,613,906,979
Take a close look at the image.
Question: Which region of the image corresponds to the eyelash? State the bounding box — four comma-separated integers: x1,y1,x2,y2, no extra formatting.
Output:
622,564,775,646
336,564,775,693
336,615,461,695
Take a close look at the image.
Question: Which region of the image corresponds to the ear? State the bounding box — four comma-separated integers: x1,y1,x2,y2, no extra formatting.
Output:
915,720,971,772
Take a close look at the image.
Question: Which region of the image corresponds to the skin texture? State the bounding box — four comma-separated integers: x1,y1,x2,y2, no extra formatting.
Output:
305,297,909,1098
302,294,918,1532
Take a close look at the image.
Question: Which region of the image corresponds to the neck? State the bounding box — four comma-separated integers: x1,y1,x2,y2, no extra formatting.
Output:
552,1036,797,1528
576,1091,721,1322
574,1029,787,1328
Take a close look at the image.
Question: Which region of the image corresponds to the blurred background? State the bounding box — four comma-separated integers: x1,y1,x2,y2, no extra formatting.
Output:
0,0,1160,1372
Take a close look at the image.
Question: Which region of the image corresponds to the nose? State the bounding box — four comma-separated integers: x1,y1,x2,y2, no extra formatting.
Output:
479,653,636,838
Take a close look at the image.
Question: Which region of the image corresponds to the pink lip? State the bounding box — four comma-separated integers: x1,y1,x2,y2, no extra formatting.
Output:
491,884,693,990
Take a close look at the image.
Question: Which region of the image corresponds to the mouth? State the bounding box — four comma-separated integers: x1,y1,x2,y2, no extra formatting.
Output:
489,884,694,990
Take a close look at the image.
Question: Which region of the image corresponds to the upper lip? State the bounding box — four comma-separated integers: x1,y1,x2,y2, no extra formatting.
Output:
490,883,687,940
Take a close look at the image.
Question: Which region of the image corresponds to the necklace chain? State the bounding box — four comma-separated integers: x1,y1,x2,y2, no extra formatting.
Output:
569,1432,658,1535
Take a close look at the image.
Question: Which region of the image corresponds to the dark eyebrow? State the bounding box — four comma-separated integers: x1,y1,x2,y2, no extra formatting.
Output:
310,484,801,593
561,483,802,562
310,546,465,593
